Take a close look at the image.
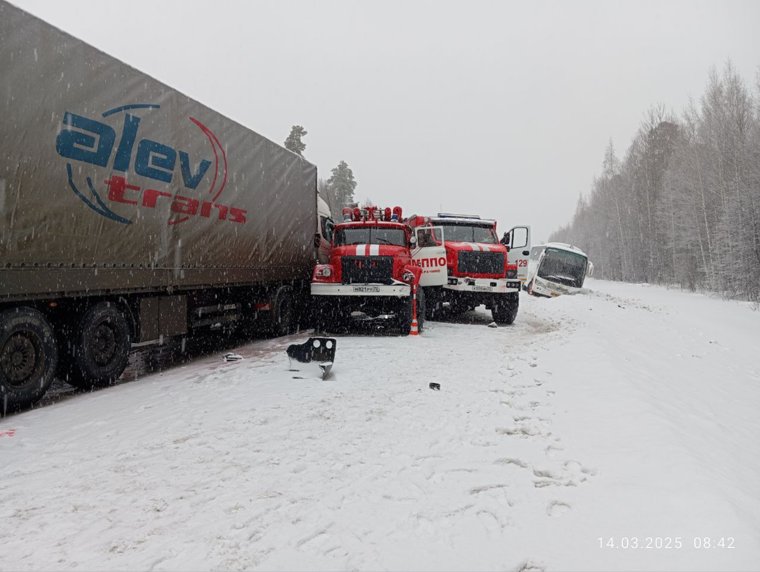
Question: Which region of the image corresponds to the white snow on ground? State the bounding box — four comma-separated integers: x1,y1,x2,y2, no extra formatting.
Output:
1,279,759,571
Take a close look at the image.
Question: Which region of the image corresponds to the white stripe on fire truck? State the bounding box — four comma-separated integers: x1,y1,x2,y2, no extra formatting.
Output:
356,244,367,256
369,244,380,255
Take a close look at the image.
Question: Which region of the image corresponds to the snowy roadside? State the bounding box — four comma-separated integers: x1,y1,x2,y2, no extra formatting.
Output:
1,279,758,571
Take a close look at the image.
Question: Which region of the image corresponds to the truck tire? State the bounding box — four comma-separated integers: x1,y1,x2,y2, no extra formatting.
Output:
0,307,58,412
398,296,413,336
423,287,440,321
492,294,519,325
64,302,131,389
271,286,294,337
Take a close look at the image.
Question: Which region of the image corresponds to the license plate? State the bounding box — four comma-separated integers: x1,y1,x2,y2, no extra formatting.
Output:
353,285,380,293
473,285,493,292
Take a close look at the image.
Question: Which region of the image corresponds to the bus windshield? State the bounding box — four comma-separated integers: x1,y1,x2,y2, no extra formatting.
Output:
438,224,498,244
334,226,407,247
538,248,588,288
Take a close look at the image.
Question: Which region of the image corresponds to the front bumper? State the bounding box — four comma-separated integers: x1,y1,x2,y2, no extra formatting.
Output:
444,277,521,294
532,276,581,297
311,282,411,297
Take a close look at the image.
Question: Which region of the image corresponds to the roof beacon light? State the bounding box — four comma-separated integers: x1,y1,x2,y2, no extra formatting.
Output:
342,207,353,222
437,212,481,220
392,206,402,222
352,207,361,222
384,207,392,221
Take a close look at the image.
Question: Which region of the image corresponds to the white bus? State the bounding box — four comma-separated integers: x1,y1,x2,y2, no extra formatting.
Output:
525,242,592,297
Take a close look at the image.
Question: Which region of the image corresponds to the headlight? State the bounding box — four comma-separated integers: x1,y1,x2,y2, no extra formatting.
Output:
506,268,517,278
316,266,332,278
402,270,415,283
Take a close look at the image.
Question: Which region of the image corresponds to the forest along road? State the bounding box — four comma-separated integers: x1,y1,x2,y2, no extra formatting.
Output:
1,279,758,571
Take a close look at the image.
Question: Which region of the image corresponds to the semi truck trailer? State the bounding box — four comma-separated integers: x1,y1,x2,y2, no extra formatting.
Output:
0,2,329,411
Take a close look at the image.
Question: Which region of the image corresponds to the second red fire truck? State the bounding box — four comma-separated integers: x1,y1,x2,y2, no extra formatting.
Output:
310,206,447,335
408,214,530,325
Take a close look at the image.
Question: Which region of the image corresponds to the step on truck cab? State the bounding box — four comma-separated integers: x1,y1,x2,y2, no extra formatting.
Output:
310,206,446,335
409,213,530,325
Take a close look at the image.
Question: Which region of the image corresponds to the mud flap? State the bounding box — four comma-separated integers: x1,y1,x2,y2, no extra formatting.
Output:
286,337,337,380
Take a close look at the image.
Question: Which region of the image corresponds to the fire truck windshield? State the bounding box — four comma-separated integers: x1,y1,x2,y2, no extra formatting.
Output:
538,248,588,288
335,227,407,247
438,223,498,244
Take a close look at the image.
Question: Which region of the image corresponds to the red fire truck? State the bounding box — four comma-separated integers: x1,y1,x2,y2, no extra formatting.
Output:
311,206,447,335
408,214,530,325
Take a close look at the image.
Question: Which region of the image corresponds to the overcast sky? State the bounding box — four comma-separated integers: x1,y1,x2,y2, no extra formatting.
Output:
13,0,760,242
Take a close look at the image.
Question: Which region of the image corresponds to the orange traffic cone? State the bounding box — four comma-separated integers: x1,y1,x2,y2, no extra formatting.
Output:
410,285,420,336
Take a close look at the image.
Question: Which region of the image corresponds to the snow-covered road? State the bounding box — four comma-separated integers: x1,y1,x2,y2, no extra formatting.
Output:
1,280,759,571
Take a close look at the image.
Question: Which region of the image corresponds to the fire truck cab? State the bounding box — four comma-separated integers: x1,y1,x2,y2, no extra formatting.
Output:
409,213,530,325
311,206,446,335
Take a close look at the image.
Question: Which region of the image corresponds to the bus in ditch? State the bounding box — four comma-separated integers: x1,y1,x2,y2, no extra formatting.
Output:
525,243,593,297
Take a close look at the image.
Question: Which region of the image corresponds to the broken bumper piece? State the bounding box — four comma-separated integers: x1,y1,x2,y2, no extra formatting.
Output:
286,337,337,380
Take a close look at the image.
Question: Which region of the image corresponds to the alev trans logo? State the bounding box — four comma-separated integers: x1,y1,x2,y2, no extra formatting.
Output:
55,103,246,225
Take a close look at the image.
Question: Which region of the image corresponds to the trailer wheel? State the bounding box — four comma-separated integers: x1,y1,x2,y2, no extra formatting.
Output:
0,307,58,412
271,287,295,337
64,302,131,389
492,294,519,325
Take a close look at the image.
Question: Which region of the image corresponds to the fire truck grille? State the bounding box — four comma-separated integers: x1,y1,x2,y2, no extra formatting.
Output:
341,256,394,285
458,251,505,275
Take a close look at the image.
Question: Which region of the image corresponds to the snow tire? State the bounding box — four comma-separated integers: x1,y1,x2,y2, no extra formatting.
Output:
0,307,58,413
492,294,519,325
271,286,295,337
63,302,131,390
398,296,413,336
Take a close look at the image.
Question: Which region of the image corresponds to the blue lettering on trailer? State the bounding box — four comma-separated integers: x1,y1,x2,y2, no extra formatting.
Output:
56,104,212,189
54,103,241,226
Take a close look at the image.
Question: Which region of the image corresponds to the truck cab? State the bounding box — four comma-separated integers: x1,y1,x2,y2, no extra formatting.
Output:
311,206,441,335
409,213,530,325
316,194,334,264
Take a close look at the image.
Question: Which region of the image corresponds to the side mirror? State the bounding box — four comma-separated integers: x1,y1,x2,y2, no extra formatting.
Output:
409,235,417,247
313,233,321,248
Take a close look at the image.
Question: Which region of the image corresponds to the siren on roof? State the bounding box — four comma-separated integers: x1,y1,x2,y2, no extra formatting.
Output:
437,212,481,219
